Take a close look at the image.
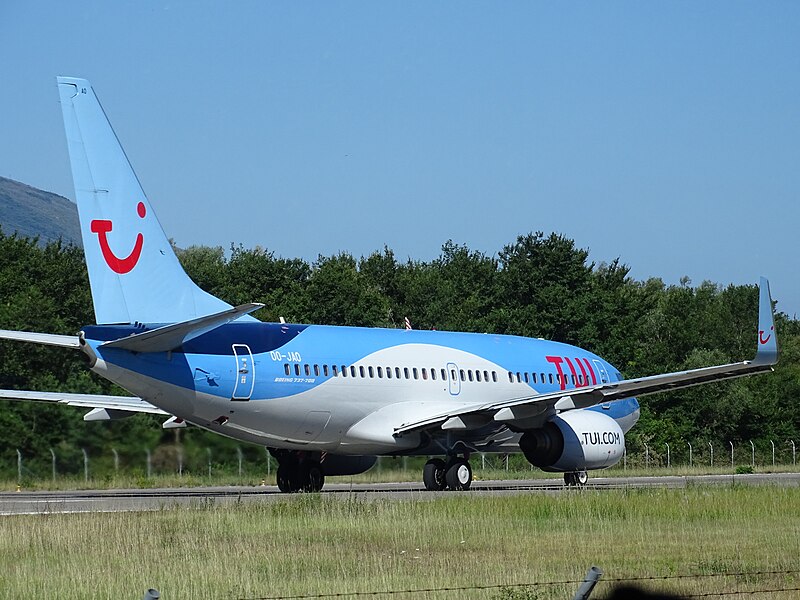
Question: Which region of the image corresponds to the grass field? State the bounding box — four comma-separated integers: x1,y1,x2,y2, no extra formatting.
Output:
1,486,798,599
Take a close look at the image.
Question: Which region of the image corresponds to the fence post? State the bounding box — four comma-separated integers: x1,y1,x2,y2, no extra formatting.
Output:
729,441,734,469
665,443,670,469
207,448,212,477
688,442,692,468
644,443,649,469
50,448,56,482
623,446,627,471
237,446,243,477
112,448,119,473
790,440,796,466
264,447,269,477
177,446,183,476
572,566,603,600
146,448,152,478
708,442,713,468
16,449,22,482
749,440,755,468
481,453,485,470
770,440,775,467
82,448,89,482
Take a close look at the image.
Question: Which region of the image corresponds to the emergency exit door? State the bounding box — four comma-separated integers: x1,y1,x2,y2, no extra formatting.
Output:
231,344,255,401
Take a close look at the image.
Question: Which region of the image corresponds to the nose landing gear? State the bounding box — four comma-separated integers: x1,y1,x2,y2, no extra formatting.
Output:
564,470,589,486
423,456,473,491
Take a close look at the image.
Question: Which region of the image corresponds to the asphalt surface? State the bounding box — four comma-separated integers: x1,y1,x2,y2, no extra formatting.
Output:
1,472,798,515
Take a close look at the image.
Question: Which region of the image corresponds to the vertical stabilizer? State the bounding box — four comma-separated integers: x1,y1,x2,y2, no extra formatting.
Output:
57,77,235,324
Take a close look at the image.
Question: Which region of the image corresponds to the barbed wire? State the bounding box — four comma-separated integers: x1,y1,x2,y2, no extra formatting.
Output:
238,569,800,600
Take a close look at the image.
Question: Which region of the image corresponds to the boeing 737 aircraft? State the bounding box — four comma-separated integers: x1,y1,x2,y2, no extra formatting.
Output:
0,78,780,492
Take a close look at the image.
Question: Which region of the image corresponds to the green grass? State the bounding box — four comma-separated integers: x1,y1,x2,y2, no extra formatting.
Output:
1,486,798,599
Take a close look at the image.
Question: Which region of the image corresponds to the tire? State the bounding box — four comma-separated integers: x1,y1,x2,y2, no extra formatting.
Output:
445,459,472,491
563,472,576,486
302,462,325,493
277,465,294,493
575,470,589,486
423,458,447,491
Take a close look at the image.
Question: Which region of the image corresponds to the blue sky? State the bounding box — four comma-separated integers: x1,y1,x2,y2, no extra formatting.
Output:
2,2,799,316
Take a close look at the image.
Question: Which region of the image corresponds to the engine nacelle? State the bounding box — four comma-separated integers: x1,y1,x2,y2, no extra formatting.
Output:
519,410,624,472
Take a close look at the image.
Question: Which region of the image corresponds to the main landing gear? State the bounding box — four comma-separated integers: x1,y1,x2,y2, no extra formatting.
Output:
423,456,473,491
563,470,589,486
273,451,325,493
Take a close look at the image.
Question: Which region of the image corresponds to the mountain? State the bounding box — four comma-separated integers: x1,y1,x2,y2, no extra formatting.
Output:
0,176,82,247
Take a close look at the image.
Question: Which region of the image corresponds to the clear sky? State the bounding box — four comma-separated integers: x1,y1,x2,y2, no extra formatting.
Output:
2,2,799,316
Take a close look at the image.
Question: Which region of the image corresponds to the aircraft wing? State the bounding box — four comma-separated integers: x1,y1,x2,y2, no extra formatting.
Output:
0,389,167,415
0,330,81,348
394,277,778,437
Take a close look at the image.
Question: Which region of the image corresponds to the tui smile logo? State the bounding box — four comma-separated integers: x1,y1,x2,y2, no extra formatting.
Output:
759,325,774,345
90,202,146,274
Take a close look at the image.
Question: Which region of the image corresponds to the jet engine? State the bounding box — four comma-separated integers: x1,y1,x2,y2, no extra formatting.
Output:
519,409,624,472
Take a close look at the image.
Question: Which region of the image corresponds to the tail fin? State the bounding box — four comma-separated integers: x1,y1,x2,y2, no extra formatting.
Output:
57,77,235,324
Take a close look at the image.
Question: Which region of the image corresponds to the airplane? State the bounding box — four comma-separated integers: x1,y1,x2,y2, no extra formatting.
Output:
0,77,780,493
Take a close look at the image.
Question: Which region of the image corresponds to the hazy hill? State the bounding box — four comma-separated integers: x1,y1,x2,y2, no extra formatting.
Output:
0,176,82,247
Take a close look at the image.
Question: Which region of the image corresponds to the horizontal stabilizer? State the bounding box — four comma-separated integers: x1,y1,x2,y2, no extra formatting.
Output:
101,303,264,352
0,389,166,414
0,330,80,348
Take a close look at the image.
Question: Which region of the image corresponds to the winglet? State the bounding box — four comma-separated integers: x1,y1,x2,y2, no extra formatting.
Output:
753,277,778,365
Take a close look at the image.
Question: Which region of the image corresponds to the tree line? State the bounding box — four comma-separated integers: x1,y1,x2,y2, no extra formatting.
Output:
1,228,798,476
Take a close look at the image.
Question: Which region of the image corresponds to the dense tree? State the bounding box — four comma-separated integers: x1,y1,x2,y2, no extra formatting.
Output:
0,227,798,477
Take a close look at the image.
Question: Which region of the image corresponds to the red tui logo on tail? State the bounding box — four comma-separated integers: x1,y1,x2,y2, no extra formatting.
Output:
90,202,146,274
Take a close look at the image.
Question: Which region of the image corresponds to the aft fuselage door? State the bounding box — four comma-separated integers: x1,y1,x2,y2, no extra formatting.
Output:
447,362,461,396
232,344,255,401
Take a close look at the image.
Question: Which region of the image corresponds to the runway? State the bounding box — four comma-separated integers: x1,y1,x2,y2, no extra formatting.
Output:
1,472,797,515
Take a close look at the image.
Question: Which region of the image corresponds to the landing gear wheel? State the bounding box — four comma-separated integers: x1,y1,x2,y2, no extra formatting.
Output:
564,471,589,487
302,462,325,493
277,465,296,493
445,458,473,491
423,458,447,491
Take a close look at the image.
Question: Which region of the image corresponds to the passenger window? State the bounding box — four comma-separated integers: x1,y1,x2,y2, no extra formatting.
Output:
467,370,473,382
492,371,498,383
341,366,347,378
532,373,537,383
431,368,437,381
368,366,374,378
284,364,290,376
304,364,310,376
294,364,300,376
508,372,514,383
350,366,356,378
475,370,481,382
332,365,338,376
413,368,419,380
523,372,529,384
386,367,392,379
377,366,383,378
359,366,365,378
422,368,428,380
451,369,457,380
483,370,489,382
323,365,329,376
396,367,402,379
516,372,522,383
314,365,320,376
549,373,553,384
441,368,447,380
404,367,410,379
